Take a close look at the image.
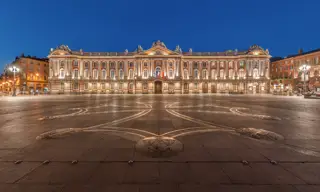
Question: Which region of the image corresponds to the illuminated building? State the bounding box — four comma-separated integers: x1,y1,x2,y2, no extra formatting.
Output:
48,41,271,94
271,49,320,93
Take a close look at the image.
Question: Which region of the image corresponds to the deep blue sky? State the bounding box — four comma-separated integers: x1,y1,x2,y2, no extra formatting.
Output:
1,0,319,69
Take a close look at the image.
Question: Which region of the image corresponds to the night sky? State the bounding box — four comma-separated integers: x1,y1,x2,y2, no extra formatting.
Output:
0,0,319,69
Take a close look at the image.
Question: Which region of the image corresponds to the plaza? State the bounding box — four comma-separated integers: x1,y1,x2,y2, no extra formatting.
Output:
0,94,320,191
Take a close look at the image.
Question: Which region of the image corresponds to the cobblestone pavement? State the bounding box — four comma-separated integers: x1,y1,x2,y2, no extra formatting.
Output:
0,94,320,191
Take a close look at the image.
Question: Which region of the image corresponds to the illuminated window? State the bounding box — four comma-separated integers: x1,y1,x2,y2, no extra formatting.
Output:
102,70,106,79
194,69,198,79
101,83,106,89
59,69,64,78
211,69,216,79
169,69,173,78
202,70,207,79
93,69,98,79
84,69,88,78
74,69,78,78
73,82,78,90
110,70,115,79
129,69,133,79
143,69,148,78
184,70,188,79
220,61,224,68
194,83,198,89
119,69,124,79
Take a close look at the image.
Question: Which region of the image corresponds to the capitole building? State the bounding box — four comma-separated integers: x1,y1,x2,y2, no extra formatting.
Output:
48,40,271,94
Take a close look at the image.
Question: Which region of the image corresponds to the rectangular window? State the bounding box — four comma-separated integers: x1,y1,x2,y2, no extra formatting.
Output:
84,83,88,90
101,83,106,89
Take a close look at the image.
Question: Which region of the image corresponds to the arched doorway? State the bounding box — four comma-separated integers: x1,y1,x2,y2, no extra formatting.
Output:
202,82,208,93
154,81,162,94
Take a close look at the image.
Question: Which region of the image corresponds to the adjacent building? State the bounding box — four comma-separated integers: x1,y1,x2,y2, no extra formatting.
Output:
271,49,320,93
48,41,271,94
0,55,49,94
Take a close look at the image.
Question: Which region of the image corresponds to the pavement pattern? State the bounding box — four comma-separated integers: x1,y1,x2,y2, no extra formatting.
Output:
0,94,320,192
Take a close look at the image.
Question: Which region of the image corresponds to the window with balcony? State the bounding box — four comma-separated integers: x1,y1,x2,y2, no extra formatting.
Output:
110,70,115,79
74,69,78,78
84,69,88,78
184,69,188,79
129,69,133,79
93,69,98,79
59,69,64,78
119,69,124,79
102,70,106,79
194,69,198,79
202,70,207,79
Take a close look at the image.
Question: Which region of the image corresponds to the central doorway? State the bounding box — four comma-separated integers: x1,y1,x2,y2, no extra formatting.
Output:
154,81,162,94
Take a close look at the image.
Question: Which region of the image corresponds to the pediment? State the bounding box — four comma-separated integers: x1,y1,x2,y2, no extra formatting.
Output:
142,46,179,56
50,50,71,56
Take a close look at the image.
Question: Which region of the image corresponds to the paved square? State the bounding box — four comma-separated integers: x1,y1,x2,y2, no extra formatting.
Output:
0,94,320,191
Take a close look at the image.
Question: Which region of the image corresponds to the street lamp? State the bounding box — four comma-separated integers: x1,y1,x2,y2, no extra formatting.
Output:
9,66,19,96
299,64,311,94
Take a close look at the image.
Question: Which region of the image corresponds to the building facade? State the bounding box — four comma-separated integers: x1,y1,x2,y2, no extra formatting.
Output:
271,49,320,94
48,41,271,94
0,55,49,95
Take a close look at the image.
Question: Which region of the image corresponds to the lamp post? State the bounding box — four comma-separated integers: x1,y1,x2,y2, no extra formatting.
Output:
299,64,310,95
9,66,19,96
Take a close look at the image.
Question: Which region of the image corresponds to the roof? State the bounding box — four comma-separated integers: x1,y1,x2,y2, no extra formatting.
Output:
272,48,320,62
49,41,270,58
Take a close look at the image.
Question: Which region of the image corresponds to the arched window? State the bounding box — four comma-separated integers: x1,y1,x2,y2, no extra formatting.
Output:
59,69,64,78
169,69,173,78
194,69,198,79
202,62,207,68
211,69,216,79
101,70,106,79
74,69,78,78
129,62,134,68
143,69,148,78
129,69,133,79
119,69,124,79
184,69,188,79
110,70,115,79
253,68,259,79
144,62,148,67
229,69,234,79
228,61,233,68
184,62,188,68
219,69,224,79
84,69,88,78
93,69,98,79
202,70,207,79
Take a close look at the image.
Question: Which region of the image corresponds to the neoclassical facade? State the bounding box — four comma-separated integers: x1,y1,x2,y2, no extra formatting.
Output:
48,41,271,94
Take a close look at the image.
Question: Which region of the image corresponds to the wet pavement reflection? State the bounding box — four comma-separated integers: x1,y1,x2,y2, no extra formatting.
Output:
0,94,320,191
